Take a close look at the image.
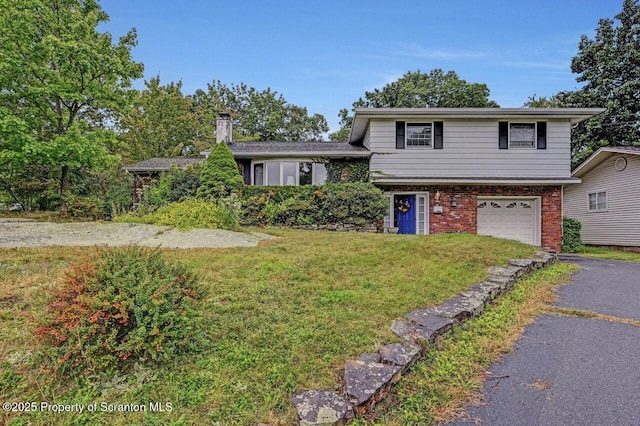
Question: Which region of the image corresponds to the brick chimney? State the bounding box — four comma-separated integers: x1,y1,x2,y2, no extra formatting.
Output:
216,112,232,144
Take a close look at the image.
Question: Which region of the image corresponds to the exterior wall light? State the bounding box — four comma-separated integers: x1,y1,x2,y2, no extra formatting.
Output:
451,195,458,207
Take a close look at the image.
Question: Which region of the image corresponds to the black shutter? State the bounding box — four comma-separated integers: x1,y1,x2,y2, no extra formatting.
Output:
396,121,405,149
537,122,547,149
498,121,508,149
434,121,443,149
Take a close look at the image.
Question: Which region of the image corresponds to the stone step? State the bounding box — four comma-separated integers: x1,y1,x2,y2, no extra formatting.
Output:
390,319,438,344
379,342,421,372
344,360,402,416
424,295,485,322
404,309,455,335
291,390,353,426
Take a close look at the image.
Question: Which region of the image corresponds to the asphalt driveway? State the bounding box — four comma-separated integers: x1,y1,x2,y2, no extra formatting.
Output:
448,256,640,426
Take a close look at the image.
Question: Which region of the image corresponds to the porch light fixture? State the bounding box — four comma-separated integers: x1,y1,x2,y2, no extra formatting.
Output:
451,195,458,208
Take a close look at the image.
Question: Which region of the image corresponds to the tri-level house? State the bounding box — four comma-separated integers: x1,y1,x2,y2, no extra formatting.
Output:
124,108,604,252
348,108,603,252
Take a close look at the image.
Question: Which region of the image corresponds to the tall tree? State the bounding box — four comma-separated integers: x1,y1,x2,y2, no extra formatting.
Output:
120,76,208,162
330,69,499,141
191,81,329,142
0,0,143,211
545,0,640,167
0,108,37,209
357,69,499,109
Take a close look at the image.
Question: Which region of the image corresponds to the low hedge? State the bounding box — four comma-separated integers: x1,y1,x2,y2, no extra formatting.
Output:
116,197,239,230
238,183,387,227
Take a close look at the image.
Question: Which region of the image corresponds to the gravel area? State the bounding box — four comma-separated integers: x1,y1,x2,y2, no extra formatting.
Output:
0,219,274,249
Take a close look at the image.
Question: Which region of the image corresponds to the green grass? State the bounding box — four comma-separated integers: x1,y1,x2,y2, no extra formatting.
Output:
371,262,577,425
579,246,640,262
0,231,536,425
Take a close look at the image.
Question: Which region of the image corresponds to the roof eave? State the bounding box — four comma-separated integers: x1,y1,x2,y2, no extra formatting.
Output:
349,108,606,143
371,177,582,186
572,146,640,177
232,151,370,159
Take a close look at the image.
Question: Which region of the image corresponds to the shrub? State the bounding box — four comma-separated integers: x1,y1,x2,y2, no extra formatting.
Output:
197,142,244,199
117,197,239,230
36,246,205,375
60,194,105,220
138,163,204,213
239,183,387,227
562,217,583,253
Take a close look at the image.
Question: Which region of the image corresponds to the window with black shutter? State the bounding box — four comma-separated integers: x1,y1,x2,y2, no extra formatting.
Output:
434,121,443,149
536,121,547,149
396,121,405,149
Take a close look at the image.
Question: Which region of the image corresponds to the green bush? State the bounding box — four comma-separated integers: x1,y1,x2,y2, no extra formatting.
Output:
562,217,583,253
36,246,205,375
117,197,239,230
139,163,204,213
197,142,244,199
239,183,387,227
61,194,105,220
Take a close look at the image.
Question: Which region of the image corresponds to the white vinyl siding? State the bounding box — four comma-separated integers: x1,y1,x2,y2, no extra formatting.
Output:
367,119,571,179
565,154,640,247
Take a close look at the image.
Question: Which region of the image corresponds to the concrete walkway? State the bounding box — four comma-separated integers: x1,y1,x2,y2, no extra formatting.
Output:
448,256,640,426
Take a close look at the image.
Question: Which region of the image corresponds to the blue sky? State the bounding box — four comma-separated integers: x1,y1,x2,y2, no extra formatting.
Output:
100,0,622,134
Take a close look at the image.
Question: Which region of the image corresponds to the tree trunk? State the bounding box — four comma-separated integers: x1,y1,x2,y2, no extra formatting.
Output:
59,165,70,213
0,177,27,211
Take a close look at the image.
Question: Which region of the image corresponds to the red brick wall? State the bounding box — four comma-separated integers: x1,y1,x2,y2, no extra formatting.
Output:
381,185,563,252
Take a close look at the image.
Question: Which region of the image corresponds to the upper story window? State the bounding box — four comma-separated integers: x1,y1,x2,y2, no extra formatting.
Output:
588,191,607,212
499,121,546,150
406,123,433,147
397,121,443,149
509,123,536,148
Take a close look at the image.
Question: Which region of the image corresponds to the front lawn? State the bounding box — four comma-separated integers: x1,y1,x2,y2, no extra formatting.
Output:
579,246,640,262
1,231,536,425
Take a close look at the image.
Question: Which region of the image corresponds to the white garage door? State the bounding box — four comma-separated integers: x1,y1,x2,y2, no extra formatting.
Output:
477,199,536,245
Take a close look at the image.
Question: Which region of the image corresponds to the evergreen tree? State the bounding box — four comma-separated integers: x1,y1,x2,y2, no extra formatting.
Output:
196,142,244,199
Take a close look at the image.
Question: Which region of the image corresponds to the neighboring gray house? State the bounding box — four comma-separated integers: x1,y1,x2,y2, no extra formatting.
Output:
124,108,605,251
564,146,640,248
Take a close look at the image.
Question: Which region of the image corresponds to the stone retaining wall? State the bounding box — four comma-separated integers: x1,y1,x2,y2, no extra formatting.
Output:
291,252,557,425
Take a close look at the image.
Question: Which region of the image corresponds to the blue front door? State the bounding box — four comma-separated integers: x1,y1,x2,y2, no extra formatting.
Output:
396,195,416,234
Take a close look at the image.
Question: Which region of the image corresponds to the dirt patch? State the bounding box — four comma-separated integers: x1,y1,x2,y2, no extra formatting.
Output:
0,219,274,249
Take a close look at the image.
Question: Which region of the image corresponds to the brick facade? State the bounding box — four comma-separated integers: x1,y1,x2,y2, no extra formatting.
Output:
381,185,563,252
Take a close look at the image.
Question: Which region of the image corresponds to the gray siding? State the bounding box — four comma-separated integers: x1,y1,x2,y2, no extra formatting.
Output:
368,119,572,178
564,154,640,246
